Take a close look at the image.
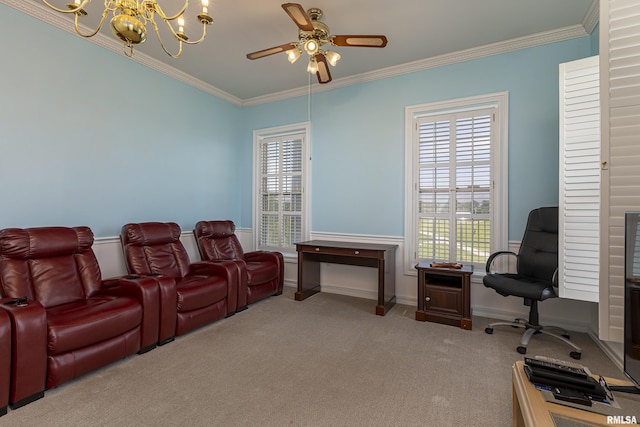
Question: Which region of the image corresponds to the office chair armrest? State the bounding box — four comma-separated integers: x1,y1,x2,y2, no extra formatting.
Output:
485,250,517,273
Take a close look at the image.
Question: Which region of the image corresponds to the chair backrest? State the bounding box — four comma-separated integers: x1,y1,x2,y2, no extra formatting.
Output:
121,222,192,280
517,207,559,282
0,226,103,308
194,220,245,261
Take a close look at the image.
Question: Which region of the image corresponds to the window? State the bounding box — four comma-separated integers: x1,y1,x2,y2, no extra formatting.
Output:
405,93,508,273
253,123,310,254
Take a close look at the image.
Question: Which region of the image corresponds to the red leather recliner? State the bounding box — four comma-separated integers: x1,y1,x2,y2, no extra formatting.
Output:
0,309,10,417
121,222,238,337
0,226,160,408
194,220,284,308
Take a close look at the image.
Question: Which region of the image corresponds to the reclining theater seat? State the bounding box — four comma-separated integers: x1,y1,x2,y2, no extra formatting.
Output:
194,220,284,308
0,226,160,409
121,222,238,337
0,309,10,417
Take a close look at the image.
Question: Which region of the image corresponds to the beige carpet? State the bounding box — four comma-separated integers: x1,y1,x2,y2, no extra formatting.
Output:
0,287,623,427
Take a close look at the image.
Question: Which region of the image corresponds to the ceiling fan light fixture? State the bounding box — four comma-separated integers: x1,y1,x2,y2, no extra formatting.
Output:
304,39,319,55
307,56,318,74
245,3,388,85
286,48,302,64
325,50,340,67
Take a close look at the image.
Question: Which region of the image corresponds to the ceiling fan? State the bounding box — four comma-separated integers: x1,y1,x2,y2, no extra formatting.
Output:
246,3,388,84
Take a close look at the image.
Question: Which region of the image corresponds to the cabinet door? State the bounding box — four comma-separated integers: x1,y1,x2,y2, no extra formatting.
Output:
426,284,462,316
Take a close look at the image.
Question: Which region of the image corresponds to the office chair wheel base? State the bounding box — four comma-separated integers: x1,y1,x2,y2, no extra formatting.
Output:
517,346,527,354
570,351,581,360
485,327,494,334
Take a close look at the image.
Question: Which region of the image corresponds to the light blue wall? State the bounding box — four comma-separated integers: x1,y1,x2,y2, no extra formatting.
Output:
591,24,600,55
0,5,243,237
242,37,594,240
0,4,597,241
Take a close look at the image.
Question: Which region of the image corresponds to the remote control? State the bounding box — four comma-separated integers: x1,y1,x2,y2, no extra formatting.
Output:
524,357,589,378
533,355,586,371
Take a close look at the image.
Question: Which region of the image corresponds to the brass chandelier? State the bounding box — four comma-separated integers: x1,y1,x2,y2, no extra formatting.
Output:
41,0,213,57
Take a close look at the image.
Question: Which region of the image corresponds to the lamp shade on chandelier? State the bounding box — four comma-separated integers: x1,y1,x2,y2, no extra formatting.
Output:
41,0,213,57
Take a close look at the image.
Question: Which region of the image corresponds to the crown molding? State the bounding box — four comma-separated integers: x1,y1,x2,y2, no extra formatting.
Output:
0,0,243,106
583,0,600,34
3,0,597,108
242,24,590,106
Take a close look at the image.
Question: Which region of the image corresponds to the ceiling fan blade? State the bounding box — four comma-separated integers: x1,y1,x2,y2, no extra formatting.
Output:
246,43,298,60
315,54,332,84
331,35,388,48
282,3,314,32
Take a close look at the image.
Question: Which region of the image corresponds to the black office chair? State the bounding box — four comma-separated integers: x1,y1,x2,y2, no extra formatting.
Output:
483,207,582,360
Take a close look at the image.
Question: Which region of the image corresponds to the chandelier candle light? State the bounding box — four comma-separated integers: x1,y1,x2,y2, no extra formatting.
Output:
41,0,213,57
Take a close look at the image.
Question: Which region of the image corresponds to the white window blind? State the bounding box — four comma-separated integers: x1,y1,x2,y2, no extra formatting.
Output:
558,55,600,302
254,125,309,253
415,108,494,268
599,0,640,342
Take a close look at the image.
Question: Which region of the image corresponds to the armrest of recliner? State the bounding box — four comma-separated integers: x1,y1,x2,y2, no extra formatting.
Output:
485,250,517,273
245,250,284,294
137,274,177,345
201,259,249,311
102,275,165,352
0,298,46,409
190,261,239,315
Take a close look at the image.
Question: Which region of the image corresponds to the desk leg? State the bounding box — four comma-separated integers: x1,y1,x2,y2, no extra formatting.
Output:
295,252,321,301
376,255,396,316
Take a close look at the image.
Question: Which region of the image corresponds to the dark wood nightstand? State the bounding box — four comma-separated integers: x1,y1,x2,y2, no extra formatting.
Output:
415,260,473,330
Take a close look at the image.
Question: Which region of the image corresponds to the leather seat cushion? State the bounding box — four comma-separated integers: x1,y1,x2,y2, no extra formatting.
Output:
483,273,556,301
177,275,227,312
46,296,142,355
246,262,278,286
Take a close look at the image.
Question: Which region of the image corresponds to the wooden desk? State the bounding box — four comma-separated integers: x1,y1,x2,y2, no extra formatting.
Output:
512,360,638,426
295,240,397,316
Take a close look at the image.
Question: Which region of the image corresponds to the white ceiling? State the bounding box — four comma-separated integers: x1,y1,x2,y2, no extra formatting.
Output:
5,0,598,103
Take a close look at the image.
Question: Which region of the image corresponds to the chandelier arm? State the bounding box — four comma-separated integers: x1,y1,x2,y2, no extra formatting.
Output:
41,0,90,13
152,1,190,22
158,14,182,40
73,6,110,38
180,23,207,45
156,14,207,46
150,19,183,58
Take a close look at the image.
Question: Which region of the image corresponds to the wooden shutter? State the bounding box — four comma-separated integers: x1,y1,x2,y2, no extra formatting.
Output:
559,55,600,302
599,0,640,341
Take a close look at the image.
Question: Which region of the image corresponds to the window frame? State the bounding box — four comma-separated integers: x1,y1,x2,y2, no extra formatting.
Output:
253,122,311,257
404,92,509,275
